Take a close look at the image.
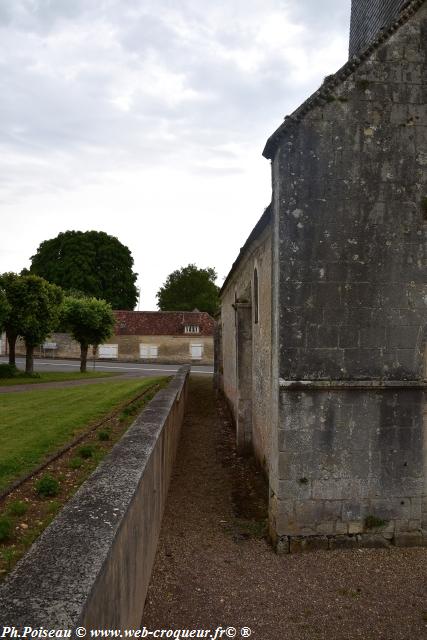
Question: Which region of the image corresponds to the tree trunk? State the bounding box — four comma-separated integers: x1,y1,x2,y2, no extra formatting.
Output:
7,331,17,367
25,344,34,374
80,344,88,373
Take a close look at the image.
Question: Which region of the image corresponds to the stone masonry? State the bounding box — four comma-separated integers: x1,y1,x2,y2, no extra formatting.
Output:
220,0,427,553
264,0,427,551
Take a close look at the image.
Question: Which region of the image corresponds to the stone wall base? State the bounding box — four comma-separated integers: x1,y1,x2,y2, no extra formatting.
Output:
274,532,427,554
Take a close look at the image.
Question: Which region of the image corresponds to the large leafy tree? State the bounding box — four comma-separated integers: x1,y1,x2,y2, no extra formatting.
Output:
62,296,115,372
156,264,219,315
30,230,138,310
0,287,10,332
1,274,63,373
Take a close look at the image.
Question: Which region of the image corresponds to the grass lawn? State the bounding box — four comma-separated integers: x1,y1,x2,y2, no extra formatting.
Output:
0,377,165,491
0,371,119,386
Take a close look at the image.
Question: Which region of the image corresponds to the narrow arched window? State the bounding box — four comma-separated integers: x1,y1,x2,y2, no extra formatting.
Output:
254,268,259,325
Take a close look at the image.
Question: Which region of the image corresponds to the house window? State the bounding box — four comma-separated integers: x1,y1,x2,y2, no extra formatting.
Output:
253,267,259,324
140,344,158,359
190,343,203,359
99,344,118,359
185,325,200,334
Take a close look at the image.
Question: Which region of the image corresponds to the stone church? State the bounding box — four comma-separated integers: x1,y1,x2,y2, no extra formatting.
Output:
218,0,427,551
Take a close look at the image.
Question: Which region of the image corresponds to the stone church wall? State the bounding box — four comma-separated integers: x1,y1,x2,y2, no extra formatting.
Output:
270,3,427,549
220,227,273,472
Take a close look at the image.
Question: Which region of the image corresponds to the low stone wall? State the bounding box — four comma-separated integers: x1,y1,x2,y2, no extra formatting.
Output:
0,366,190,631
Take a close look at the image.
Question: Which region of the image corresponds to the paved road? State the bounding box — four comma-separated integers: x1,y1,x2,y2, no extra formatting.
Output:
0,357,213,376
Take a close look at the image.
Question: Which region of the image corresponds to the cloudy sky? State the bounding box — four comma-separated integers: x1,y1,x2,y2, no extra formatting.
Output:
0,0,351,310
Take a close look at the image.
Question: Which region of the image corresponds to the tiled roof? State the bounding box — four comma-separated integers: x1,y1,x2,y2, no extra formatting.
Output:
113,311,215,336
263,0,426,159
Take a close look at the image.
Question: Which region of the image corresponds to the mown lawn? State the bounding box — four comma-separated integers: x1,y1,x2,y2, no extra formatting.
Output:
0,371,118,386
0,377,165,491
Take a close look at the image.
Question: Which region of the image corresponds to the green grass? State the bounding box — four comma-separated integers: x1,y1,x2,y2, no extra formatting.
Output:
6,500,28,517
0,377,165,490
0,371,118,386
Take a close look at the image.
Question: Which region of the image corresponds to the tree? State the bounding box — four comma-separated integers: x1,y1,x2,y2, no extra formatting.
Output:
0,272,22,366
30,230,138,310
0,287,10,333
20,276,63,374
156,264,219,315
0,274,63,373
62,296,115,372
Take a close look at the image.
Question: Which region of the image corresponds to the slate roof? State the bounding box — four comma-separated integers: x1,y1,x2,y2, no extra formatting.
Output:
220,204,272,295
113,311,215,337
263,0,426,159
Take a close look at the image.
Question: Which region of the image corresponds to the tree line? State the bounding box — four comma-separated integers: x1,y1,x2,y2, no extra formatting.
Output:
0,272,115,374
0,230,220,375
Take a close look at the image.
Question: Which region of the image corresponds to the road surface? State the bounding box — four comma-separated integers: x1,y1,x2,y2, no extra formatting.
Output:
0,357,213,376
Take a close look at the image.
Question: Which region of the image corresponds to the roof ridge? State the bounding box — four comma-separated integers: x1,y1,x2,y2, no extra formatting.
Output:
114,310,211,316
263,0,426,159
220,204,272,295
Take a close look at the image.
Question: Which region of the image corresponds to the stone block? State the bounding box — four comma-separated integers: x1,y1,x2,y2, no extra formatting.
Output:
295,500,325,525
278,429,313,452
278,479,312,501
312,478,354,500
316,325,340,348
276,499,295,518
393,532,423,547
368,497,411,521
316,522,336,535
347,425,372,452
275,516,302,536
275,536,290,555
348,521,363,534
323,501,343,519
335,521,349,535
289,536,329,553
388,325,420,349
359,534,390,549
279,451,313,480
395,519,410,532
344,348,384,377
360,325,387,348
339,326,360,348
342,502,364,521
329,535,359,550
382,531,394,540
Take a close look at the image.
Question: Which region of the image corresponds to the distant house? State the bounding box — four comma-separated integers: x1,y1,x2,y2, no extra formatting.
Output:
11,310,215,365
107,310,215,364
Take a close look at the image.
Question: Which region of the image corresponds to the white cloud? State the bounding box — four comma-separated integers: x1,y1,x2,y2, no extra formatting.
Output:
0,0,351,308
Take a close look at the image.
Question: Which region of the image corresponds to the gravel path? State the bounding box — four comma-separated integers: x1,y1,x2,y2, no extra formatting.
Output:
142,376,427,640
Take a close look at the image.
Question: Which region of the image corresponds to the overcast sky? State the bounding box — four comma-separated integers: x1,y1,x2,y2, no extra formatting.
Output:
0,0,351,310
